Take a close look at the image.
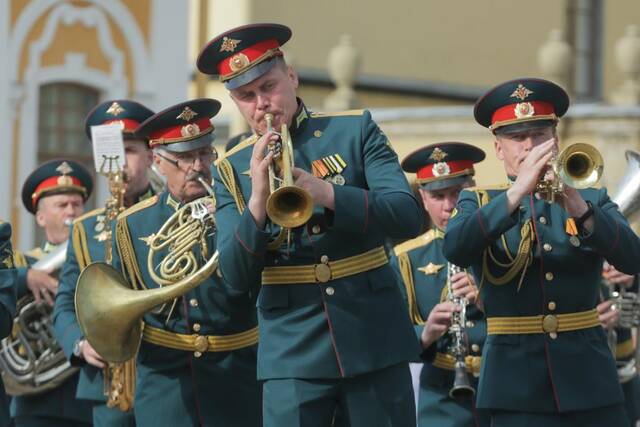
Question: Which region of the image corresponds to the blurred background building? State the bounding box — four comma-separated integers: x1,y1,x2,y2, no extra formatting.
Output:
2,0,640,249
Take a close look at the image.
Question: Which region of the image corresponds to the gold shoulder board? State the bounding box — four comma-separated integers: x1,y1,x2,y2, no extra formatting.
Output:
394,229,437,256
73,207,106,225
216,134,258,164
310,109,365,118
117,195,159,221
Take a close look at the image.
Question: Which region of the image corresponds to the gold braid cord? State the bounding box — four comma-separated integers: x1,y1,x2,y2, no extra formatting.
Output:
397,252,425,325
216,157,286,251
475,190,534,292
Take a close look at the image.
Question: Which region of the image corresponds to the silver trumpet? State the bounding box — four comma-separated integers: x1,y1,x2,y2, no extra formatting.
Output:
446,263,475,398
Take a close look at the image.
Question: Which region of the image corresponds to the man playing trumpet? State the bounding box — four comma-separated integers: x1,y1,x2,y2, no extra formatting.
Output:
106,99,261,426
53,99,155,426
443,78,640,427
199,23,423,426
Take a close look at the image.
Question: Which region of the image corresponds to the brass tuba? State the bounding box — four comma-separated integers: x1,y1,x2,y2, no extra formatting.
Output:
0,239,79,396
606,150,640,382
536,143,604,203
75,178,218,363
265,113,313,229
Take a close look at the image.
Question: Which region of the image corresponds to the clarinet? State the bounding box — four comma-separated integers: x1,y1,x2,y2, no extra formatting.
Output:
446,263,475,398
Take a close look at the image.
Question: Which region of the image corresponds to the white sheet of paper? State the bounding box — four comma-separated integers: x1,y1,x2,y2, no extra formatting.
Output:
90,123,126,174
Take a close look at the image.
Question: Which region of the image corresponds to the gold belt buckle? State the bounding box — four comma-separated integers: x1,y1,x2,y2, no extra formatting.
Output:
542,314,559,333
194,335,209,352
314,263,332,283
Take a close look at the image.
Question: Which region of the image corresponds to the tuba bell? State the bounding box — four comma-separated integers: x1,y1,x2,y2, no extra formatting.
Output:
264,113,313,229
0,239,79,396
606,150,640,382
75,179,218,363
537,143,604,203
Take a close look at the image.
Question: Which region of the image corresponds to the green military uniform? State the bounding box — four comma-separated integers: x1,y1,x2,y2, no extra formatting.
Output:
0,222,18,427
10,159,94,427
53,98,155,427
199,24,423,426
109,99,261,427
444,78,639,426
390,142,489,427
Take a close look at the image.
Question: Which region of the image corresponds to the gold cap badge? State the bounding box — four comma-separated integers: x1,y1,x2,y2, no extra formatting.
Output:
514,102,535,118
220,36,241,53
177,107,198,122
510,84,534,101
429,147,448,162
180,123,201,137
229,53,250,72
106,102,125,116
55,161,74,186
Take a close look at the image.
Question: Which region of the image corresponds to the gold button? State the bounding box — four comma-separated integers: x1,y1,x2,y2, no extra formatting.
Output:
549,332,558,340
542,314,559,333
543,243,552,252
466,321,475,328
539,216,547,225
314,130,323,137
194,351,202,358
471,344,480,353
189,298,198,307
194,335,208,352
548,301,556,311
545,272,554,281
312,225,321,234
192,323,201,332
325,286,335,296
320,255,329,264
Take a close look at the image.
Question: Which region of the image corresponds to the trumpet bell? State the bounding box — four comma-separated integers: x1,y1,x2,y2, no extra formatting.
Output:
557,143,603,189
266,185,314,229
75,262,143,363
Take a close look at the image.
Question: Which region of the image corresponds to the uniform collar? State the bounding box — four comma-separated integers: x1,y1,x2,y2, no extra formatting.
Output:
166,192,181,211
431,228,445,239
291,98,308,134
43,241,61,254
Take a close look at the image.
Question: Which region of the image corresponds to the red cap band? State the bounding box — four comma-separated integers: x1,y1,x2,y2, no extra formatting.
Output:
32,176,85,208
491,100,555,128
104,118,141,132
149,117,213,142
217,38,281,77
417,160,474,180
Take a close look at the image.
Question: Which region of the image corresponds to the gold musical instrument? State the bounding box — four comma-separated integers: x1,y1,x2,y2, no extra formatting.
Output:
536,143,603,203
445,263,475,398
0,239,78,396
75,177,218,363
98,158,135,412
264,113,313,229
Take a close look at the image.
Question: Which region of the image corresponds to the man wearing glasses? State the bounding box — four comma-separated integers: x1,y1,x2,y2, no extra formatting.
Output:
107,99,262,426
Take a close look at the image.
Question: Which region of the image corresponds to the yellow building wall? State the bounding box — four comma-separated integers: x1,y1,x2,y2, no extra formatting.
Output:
251,0,566,87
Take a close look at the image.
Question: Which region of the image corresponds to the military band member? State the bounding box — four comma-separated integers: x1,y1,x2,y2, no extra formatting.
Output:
443,78,640,426
0,222,17,427
391,142,489,427
13,160,94,426
198,23,423,426
601,265,640,427
53,99,155,426
109,99,261,426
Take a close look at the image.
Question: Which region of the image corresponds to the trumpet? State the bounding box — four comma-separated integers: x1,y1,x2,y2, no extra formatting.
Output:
446,263,475,398
264,113,313,229
75,177,218,363
536,143,603,203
